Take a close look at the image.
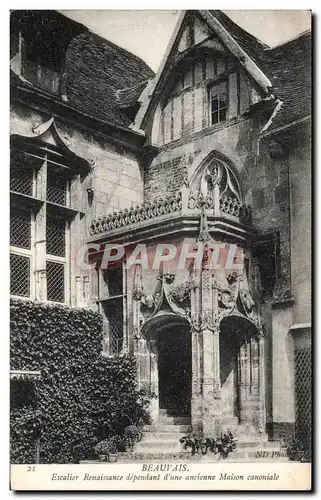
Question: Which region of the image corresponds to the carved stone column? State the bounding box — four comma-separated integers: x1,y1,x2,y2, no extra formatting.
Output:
250,336,259,396
189,272,202,434
200,270,221,436
258,332,266,434
202,325,221,436
239,332,266,435
191,327,202,434
238,340,249,425
149,337,159,424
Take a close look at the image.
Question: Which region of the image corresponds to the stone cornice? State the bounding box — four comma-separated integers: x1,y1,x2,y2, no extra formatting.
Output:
11,82,146,154
10,370,41,381
88,212,257,252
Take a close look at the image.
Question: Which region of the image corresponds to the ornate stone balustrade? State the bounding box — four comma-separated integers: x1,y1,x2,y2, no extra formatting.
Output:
220,193,252,225
90,191,182,235
220,193,242,217
90,188,252,236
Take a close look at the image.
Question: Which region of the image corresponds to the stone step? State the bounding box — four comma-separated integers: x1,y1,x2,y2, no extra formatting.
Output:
141,432,186,442
220,416,239,426
144,424,192,433
159,408,190,417
118,450,289,462
158,416,191,425
138,439,281,453
235,440,281,450
135,441,183,452
118,451,192,462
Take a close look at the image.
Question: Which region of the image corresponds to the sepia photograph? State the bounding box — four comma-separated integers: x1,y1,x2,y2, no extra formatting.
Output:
9,7,312,491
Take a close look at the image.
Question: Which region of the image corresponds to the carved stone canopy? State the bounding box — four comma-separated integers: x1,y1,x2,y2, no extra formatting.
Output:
133,270,191,338
220,312,262,343
215,271,262,336
11,117,91,176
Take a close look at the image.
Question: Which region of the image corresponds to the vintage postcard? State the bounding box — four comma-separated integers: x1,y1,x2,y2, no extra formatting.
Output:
9,9,312,491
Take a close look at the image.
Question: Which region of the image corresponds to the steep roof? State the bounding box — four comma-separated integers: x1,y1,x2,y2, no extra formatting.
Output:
209,10,269,55
64,31,154,128
209,11,311,131
11,10,310,134
10,10,154,131
258,32,311,132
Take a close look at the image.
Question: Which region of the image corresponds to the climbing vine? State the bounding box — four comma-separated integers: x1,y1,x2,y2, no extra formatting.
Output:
10,299,153,463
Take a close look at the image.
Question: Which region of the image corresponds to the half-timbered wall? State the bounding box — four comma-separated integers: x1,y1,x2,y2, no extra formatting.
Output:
157,53,253,146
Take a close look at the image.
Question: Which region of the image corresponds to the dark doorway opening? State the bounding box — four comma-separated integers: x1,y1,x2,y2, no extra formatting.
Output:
157,324,191,416
220,330,240,420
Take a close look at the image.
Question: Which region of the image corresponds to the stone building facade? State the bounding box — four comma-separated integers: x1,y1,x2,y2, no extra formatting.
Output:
10,10,311,446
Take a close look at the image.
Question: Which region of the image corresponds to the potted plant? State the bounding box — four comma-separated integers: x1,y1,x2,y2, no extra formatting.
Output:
180,429,237,459
94,436,119,462
94,440,109,462
215,430,237,459
124,425,142,452
106,436,119,462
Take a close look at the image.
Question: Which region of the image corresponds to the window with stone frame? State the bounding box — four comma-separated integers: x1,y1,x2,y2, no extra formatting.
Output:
10,205,33,298
99,265,125,356
9,137,78,304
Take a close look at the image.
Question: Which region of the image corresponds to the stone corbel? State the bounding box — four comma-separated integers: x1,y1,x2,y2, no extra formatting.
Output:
271,286,294,308
267,140,287,160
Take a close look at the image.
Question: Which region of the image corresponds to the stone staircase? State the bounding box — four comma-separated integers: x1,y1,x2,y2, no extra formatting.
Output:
135,409,191,455
118,409,287,462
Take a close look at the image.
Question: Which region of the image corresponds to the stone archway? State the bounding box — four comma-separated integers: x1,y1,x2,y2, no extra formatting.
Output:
140,312,192,421
157,322,192,415
219,321,240,422
219,314,265,434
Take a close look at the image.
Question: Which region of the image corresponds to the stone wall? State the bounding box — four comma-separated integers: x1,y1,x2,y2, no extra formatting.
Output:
144,116,255,202
141,111,311,441
10,102,144,308
289,137,311,325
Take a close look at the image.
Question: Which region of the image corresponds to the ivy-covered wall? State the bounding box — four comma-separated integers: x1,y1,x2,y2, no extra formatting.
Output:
10,299,152,464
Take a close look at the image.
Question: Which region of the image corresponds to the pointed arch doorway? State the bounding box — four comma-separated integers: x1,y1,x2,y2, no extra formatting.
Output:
219,313,265,431
142,312,192,417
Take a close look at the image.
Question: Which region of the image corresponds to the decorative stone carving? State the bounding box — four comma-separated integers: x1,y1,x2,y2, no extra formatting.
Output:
190,313,200,332
32,123,41,135
90,191,182,235
187,193,197,210
183,175,189,188
213,270,261,329
170,281,191,308
267,140,287,160
272,286,294,306
132,286,145,302
205,163,220,187
132,271,192,338
216,273,239,312
220,193,242,217
201,310,215,331
133,327,142,341
239,205,252,225
188,192,214,211
239,288,255,316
